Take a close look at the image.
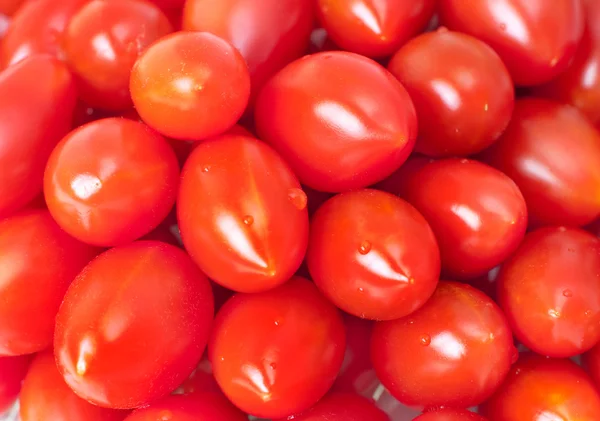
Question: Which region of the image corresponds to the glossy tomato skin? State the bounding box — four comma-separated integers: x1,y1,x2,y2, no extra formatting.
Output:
183,0,314,106
64,0,172,110
278,393,389,421
388,29,514,157
255,51,417,192
497,227,600,357
0,210,98,356
481,354,600,421
20,351,127,421
371,281,515,409
413,409,489,421
209,278,345,419
0,354,32,413
178,135,308,293
483,98,600,227
0,0,27,16
44,118,180,247
401,159,527,280
438,0,584,86
307,189,440,320
130,31,251,141
0,55,76,218
54,241,214,409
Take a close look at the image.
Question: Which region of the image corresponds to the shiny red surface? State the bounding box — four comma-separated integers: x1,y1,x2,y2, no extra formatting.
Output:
413,409,489,421
279,393,390,421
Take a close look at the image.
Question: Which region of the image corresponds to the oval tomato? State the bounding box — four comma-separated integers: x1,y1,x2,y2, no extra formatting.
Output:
0,354,32,413
279,393,389,421
413,409,489,421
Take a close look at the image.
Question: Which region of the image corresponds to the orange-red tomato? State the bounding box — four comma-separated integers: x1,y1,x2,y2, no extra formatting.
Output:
0,354,32,413
279,393,390,421
413,409,489,421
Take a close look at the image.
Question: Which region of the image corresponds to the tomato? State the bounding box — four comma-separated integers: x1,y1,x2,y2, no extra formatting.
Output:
175,355,221,395
0,354,32,413
183,0,314,107
438,0,584,86
307,189,440,320
130,31,251,141
209,278,345,419
583,343,600,388
1,0,88,68
54,241,214,409
0,0,27,16
44,118,180,247
64,0,172,111
20,351,127,421
316,0,435,58
480,354,600,421
255,51,417,192
400,159,527,280
0,210,97,356
388,29,514,157
178,135,308,293
371,282,515,409
0,55,76,218
278,393,389,421
483,98,600,227
413,409,489,421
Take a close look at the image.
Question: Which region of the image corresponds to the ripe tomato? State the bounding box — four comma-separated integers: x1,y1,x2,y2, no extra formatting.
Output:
183,0,314,106
400,159,527,280
388,29,514,157
413,409,489,421
371,282,515,409
0,210,97,356
481,354,600,421
149,0,184,11
178,135,309,293
44,118,180,247
279,393,389,421
0,354,32,413
209,278,345,419
438,0,584,86
483,98,600,227
130,31,251,141
316,0,435,58
255,51,417,192
307,189,440,320
20,351,128,421
64,0,172,110
0,55,76,218
0,0,27,16
54,241,214,409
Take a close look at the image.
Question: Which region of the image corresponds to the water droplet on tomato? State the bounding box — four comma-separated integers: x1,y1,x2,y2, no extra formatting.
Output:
288,188,308,210
358,241,372,255
358,287,364,293
202,166,210,172
548,309,561,318
563,289,573,298
420,335,431,346
243,215,254,226
499,23,507,30
269,362,277,370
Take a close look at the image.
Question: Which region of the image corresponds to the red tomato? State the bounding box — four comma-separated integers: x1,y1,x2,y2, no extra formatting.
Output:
0,55,76,218
279,393,389,421
483,98,600,227
307,189,440,320
388,29,514,157
438,0,584,86
480,354,600,421
371,282,515,409
413,409,489,421
316,0,436,58
64,0,172,110
0,210,97,356
584,342,600,388
400,159,527,280
498,227,600,357
175,355,221,395
44,118,180,247
1,0,88,68
54,241,214,409
209,278,345,419
183,0,314,106
130,31,251,141
0,354,32,413
0,11,9,38
255,51,417,192
178,135,309,293
0,0,27,16
20,351,127,421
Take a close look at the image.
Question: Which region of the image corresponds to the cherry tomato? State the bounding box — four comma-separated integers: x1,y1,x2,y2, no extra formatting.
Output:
44,118,180,247
400,159,527,280
307,189,440,320
0,210,97,356
178,135,309,293
183,0,314,106
481,354,600,421
584,342,600,388
209,277,345,419
175,354,221,395
483,98,600,227
388,29,514,157
130,31,251,141
371,281,515,409
0,354,32,413
316,0,435,58
20,350,127,421
1,0,88,68
0,0,27,16
54,241,214,409
279,393,389,421
438,0,584,86
0,55,76,218
64,0,172,111
413,409,489,421
255,51,417,192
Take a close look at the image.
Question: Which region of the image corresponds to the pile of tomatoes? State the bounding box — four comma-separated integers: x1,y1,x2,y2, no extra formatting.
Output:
2,0,600,420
